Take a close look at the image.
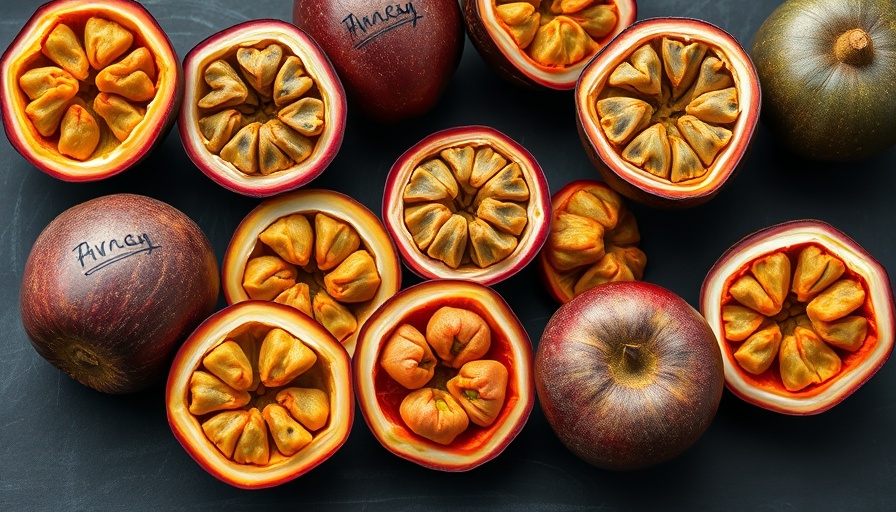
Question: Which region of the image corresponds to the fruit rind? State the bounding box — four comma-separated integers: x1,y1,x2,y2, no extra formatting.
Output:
166,301,353,489
700,219,895,415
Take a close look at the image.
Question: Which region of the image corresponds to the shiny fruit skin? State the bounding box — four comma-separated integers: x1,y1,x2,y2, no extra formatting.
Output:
20,194,219,394
293,0,464,123
535,281,724,471
751,0,896,160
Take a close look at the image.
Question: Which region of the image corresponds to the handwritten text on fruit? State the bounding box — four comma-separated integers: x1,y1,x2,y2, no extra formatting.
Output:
73,233,161,276
342,2,423,49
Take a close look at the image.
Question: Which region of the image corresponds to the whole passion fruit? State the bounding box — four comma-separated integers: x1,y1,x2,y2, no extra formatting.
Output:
464,0,637,89
700,220,895,415
1,0,182,181
751,0,896,160
536,281,724,471
222,189,401,357
383,125,551,286
354,280,534,471
180,20,346,197
293,0,463,123
537,180,646,303
576,18,760,208
166,301,353,489
20,194,219,394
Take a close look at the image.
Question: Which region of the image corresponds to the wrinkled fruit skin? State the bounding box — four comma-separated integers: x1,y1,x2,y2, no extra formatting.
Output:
536,281,724,471
576,18,760,208
353,280,534,471
180,20,346,197
463,0,637,89
751,0,896,160
700,220,895,415
0,0,182,181
293,0,463,123
166,301,354,488
21,194,219,394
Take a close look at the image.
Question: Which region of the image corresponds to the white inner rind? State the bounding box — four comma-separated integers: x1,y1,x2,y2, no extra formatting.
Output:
181,22,345,195
222,189,401,357
478,0,636,88
166,302,353,488
700,224,895,415
385,127,550,286
576,19,758,198
1,0,178,180
355,282,534,470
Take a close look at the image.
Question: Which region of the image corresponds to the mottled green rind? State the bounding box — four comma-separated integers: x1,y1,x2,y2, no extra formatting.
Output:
751,0,896,160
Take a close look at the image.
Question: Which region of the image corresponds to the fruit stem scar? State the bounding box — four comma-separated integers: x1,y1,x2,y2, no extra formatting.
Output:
834,29,873,66
72,346,99,367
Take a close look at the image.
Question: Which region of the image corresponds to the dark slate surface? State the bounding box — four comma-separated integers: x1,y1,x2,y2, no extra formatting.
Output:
2,0,895,510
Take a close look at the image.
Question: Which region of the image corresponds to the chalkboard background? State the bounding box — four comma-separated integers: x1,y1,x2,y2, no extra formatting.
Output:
2,0,895,510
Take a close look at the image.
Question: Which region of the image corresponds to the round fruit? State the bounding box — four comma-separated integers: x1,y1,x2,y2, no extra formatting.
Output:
538,180,646,303
536,281,724,471
751,0,896,160
221,189,401,357
180,20,346,197
383,125,551,286
576,18,760,208
20,194,219,394
166,301,353,489
293,0,463,123
0,0,182,181
354,280,534,471
464,0,637,89
700,220,895,415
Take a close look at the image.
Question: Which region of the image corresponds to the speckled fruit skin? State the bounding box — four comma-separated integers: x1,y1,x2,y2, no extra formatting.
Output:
535,281,724,471
700,219,896,415
751,0,896,160
293,0,464,123
463,0,637,90
20,194,219,394
0,0,182,182
166,301,354,489
575,18,760,208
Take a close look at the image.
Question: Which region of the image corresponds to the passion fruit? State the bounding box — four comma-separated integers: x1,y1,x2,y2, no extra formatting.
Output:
536,281,724,471
180,20,346,197
293,0,464,122
383,125,551,286
1,0,182,181
700,220,895,415
537,180,646,303
166,301,353,488
354,280,534,471
20,194,219,394
464,0,637,89
222,189,401,357
576,18,760,208
751,0,896,160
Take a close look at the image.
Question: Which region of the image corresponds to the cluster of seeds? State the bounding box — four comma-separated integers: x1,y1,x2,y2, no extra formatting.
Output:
402,143,531,269
722,245,872,391
196,43,325,176
242,212,382,342
495,0,619,68
188,324,330,465
18,17,157,160
596,37,739,183
379,307,509,445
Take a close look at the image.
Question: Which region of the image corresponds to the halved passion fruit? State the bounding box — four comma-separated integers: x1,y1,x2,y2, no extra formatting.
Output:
1,0,181,181
538,180,646,303
576,18,760,208
700,220,895,415
222,189,401,356
166,301,353,489
383,126,551,286
354,280,534,471
464,0,637,89
180,20,346,197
